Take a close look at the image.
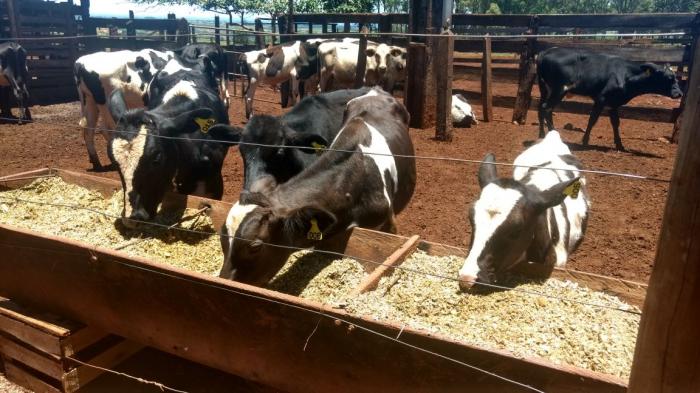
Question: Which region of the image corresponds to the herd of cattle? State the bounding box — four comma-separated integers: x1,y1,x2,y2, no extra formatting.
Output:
0,36,685,289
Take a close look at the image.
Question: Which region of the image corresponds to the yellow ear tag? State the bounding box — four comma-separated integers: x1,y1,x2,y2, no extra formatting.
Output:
645,69,652,77
307,218,323,241
563,180,581,199
194,117,216,133
311,141,326,156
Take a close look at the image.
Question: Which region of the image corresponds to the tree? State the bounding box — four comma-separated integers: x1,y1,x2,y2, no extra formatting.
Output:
323,0,374,12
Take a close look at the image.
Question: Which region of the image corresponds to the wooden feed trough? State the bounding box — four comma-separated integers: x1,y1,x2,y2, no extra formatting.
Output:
0,297,142,392
0,168,648,393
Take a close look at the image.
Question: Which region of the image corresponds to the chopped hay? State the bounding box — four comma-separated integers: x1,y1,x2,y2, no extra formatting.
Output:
344,251,640,379
0,177,222,275
268,250,365,305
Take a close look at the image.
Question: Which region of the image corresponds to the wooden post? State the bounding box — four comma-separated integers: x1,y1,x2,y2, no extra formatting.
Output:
344,22,350,33
279,15,291,109
321,17,328,34
225,23,230,48
127,10,136,50
287,0,294,34
511,16,539,125
331,24,337,33
6,0,19,38
481,36,493,122
176,18,189,46
627,35,700,393
434,30,454,141
190,25,197,44
671,15,700,143
214,16,221,46
405,0,454,131
65,1,78,67
379,14,392,44
166,13,176,42
254,18,265,49
308,22,313,34
80,0,96,52
354,28,369,88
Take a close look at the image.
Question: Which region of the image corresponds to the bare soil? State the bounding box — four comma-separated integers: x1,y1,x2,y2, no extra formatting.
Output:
0,78,680,283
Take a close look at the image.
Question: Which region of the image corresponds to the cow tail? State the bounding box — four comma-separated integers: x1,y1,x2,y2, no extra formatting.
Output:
74,62,88,127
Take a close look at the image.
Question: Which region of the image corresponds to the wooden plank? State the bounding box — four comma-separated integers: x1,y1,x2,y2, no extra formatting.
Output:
0,312,63,358
0,168,53,190
481,36,493,122
452,14,533,27
538,13,695,29
63,339,143,392
0,334,63,380
89,17,177,31
627,32,700,393
0,224,627,392
3,358,62,393
0,298,78,337
61,327,108,357
536,41,686,63
350,235,420,296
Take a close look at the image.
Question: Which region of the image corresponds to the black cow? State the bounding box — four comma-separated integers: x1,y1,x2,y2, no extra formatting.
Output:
207,87,372,192
218,87,416,285
537,47,683,150
0,42,31,122
108,56,230,228
172,43,229,108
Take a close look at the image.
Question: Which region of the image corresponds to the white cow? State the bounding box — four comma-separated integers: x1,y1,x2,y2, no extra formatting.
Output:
458,131,590,290
451,94,479,127
74,49,173,171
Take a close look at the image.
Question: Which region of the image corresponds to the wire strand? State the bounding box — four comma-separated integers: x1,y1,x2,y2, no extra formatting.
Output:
0,194,642,316
0,116,671,183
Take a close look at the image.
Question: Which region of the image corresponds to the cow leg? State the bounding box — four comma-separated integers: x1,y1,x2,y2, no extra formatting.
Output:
245,79,257,119
581,102,604,147
380,214,398,234
0,87,13,119
82,100,102,170
23,106,31,121
609,108,624,151
290,77,299,106
101,111,117,170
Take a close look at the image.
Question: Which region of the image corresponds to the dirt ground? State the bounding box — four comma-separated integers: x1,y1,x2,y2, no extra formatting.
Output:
0,78,680,283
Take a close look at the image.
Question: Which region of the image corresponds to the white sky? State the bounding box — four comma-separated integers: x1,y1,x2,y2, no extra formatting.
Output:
88,0,224,19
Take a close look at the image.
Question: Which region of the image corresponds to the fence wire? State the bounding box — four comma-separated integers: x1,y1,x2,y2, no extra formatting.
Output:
0,116,672,183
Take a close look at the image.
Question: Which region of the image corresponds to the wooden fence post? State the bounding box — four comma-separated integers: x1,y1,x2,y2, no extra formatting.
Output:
177,18,189,46
354,28,369,88
481,36,493,122
166,13,176,42
671,14,700,143
127,10,136,50
214,15,221,46
627,34,700,393
379,14,392,44
6,0,19,38
511,16,539,125
343,22,350,33
80,0,96,52
434,29,454,141
190,25,197,44
254,18,265,49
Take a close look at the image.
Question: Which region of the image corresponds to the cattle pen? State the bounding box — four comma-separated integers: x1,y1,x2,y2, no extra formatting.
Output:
1,0,700,392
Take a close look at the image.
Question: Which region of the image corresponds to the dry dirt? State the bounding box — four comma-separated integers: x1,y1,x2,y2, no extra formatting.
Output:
0,78,680,283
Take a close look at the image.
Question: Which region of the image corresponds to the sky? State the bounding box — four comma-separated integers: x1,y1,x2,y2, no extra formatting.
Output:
88,0,223,19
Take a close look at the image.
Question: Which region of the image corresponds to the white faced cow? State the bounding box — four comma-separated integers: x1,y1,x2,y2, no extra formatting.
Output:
459,131,589,290
451,94,479,127
218,87,416,285
74,49,173,171
239,41,319,118
318,41,406,93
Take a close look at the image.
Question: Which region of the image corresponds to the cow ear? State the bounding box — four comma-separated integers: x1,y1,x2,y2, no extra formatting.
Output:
257,52,267,63
478,153,498,189
365,47,376,57
208,124,242,144
285,130,329,155
536,177,581,210
160,108,215,135
284,206,337,240
390,47,403,57
134,56,149,72
240,190,271,207
109,89,128,123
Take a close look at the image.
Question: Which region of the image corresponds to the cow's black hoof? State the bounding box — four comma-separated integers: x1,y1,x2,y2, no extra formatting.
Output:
88,164,104,172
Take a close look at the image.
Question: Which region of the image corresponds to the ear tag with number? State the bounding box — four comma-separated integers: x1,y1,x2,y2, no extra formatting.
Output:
195,117,216,133
311,141,327,156
563,180,581,199
307,218,323,241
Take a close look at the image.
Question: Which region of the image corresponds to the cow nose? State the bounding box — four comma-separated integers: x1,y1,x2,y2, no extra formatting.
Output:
458,273,477,291
379,66,387,73
122,209,150,229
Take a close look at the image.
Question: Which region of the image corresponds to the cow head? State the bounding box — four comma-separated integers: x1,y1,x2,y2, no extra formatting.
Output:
458,154,579,291
107,89,216,228
209,115,329,192
296,41,320,81
218,192,337,285
638,63,683,99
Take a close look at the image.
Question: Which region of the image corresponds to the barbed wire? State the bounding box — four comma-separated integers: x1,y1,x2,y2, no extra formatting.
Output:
0,116,672,183
0,193,642,316
0,240,544,393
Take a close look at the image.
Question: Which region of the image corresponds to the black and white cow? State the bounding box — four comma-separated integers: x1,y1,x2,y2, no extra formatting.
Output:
458,130,589,290
537,47,683,150
74,49,173,170
172,43,229,109
452,94,478,127
207,87,372,192
0,42,31,122
239,41,320,118
107,56,230,228
218,87,416,285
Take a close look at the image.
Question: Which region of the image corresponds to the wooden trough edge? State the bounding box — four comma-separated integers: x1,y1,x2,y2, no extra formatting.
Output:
0,168,642,391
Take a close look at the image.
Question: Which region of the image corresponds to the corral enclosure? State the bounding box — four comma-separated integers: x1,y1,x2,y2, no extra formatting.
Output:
1,0,700,391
